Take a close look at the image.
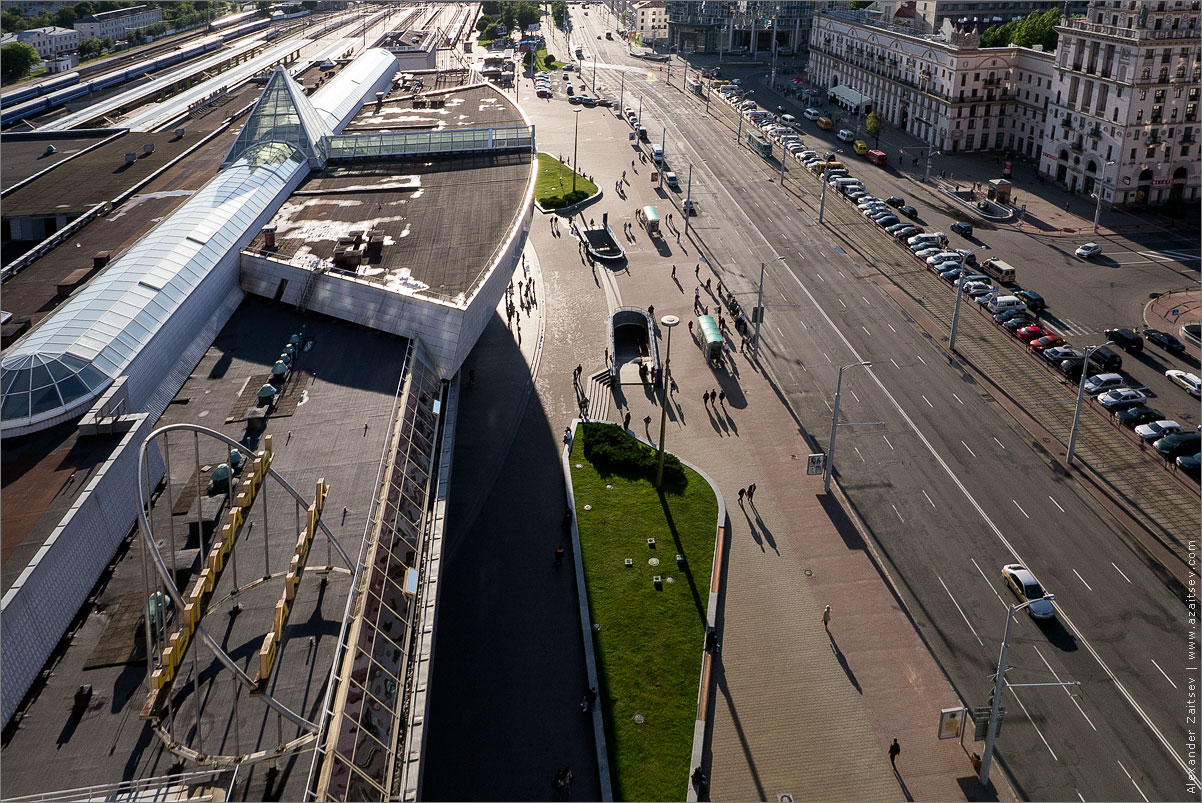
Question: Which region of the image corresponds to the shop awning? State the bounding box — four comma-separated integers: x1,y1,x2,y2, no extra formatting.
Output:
828,84,872,112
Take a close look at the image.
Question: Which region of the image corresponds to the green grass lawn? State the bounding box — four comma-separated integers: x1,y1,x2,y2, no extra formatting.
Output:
536,153,598,205
533,44,565,72
570,429,717,802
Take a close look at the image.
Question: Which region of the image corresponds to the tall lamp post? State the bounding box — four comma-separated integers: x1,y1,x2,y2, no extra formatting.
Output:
824,361,871,493
978,593,1055,788
683,162,694,236
655,315,681,487
571,108,583,192
735,89,755,145
1067,340,1113,466
948,247,986,352
753,256,786,361
592,52,597,88
1091,159,1116,234
817,149,842,224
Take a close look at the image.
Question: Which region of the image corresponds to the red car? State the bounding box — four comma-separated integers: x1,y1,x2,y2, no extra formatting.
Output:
1016,325,1050,342
1029,334,1064,352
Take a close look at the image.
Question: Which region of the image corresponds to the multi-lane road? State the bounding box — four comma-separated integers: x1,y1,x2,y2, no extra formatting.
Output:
550,7,1200,800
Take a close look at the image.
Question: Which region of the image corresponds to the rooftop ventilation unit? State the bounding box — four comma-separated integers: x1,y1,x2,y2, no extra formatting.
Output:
44,144,57,155
143,143,155,155
124,152,138,164
174,127,186,138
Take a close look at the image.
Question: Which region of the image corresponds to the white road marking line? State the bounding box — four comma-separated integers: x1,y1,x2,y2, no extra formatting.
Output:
840,298,848,308
971,558,1007,607
1012,500,1029,518
1073,569,1093,591
824,398,833,412
850,389,861,403
824,352,832,363
993,437,1006,450
1034,644,1096,731
1049,496,1065,513
1112,562,1132,584
887,323,896,333
939,576,983,646
892,503,905,522
838,270,846,279
890,358,900,369
775,325,784,338
883,435,894,450
1009,687,1059,760
779,245,1201,789
861,296,871,305
923,490,936,508
1116,760,1149,802
799,320,808,329
817,273,825,281
1150,658,1177,689
962,440,977,457
1077,791,1085,802
952,393,964,405
921,394,934,408
854,446,865,462
916,353,927,365
862,326,871,336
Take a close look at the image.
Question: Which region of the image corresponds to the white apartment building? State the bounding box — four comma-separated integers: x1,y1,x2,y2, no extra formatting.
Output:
808,9,1055,158
1042,0,1200,206
0,26,81,59
73,4,162,41
633,0,668,44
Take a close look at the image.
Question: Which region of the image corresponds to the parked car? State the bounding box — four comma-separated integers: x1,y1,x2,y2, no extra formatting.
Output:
663,171,679,189
536,88,553,98
803,107,822,120
874,215,899,227
886,196,905,207
900,205,919,218
1176,453,1201,478
1116,406,1165,428
1029,334,1066,353
885,223,911,234
1075,242,1102,258
1016,325,1051,342
1057,357,1086,381
1166,369,1202,397
995,308,1031,324
1135,420,1182,442
955,248,979,266
1014,289,1043,313
892,226,920,240
950,221,973,237
1082,372,1125,395
568,94,583,104
1002,564,1055,619
1087,345,1123,372
1154,432,1202,459
927,252,963,266
915,247,944,259
1097,387,1148,411
580,96,597,107
1145,328,1187,354
1104,328,1143,352
1004,315,1037,333
1041,346,1084,364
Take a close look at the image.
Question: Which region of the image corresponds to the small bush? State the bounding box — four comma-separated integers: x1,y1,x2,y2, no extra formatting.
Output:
541,189,589,209
581,423,686,487
475,14,494,33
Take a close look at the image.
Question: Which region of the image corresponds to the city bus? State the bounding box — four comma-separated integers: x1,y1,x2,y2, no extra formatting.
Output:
746,133,772,158
981,257,1018,285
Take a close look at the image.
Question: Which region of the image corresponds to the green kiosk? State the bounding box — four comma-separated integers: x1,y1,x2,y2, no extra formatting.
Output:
697,315,723,363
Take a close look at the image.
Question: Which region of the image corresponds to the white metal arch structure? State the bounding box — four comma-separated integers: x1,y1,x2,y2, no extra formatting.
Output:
135,422,353,766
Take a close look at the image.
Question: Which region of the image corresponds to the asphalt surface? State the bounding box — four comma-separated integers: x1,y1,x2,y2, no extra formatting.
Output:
553,11,1199,801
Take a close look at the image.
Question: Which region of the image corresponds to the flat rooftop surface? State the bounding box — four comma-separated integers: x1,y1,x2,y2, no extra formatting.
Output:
1,124,236,326
344,82,524,132
2,131,195,217
1,131,114,191
249,150,532,302
0,295,406,803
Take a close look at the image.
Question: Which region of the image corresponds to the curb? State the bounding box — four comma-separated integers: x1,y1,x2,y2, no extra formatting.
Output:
534,151,604,216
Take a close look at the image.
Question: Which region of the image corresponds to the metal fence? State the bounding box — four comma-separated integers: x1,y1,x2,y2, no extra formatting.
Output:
324,125,534,160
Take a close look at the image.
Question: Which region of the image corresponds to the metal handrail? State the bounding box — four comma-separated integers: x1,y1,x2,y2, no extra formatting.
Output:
6,769,230,802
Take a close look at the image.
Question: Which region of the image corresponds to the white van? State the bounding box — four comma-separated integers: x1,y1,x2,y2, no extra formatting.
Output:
803,107,821,120
837,128,856,142
780,113,796,125
833,177,861,192
651,144,664,164
986,295,1025,314
740,100,758,111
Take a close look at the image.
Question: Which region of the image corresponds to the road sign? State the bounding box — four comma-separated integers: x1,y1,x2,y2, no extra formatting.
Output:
807,454,824,475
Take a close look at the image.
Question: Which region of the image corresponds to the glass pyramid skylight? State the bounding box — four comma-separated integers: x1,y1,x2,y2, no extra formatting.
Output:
224,66,333,167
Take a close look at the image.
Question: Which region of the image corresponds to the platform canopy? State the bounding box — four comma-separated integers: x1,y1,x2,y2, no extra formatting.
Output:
828,84,873,113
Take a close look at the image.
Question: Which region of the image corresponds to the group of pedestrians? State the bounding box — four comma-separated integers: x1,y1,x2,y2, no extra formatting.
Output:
736,483,757,506
549,215,564,237
702,388,726,406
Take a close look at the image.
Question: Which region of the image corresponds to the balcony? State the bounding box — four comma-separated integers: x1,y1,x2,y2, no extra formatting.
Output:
982,76,1001,87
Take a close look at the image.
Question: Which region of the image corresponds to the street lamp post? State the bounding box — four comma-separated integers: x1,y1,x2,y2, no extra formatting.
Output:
978,594,1054,788
948,248,984,352
571,108,582,192
684,162,693,236
1067,340,1114,466
735,89,754,145
659,126,667,187
1092,159,1116,234
753,256,785,361
619,69,625,113
655,315,681,487
824,361,871,493
817,150,841,224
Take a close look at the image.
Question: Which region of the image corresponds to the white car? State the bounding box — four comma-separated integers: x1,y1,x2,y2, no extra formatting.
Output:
1166,369,1202,397
798,150,819,160
836,128,855,142
915,247,944,259
803,107,822,120
1002,564,1055,619
1075,242,1102,259
927,252,963,266
663,171,679,189
1135,419,1183,442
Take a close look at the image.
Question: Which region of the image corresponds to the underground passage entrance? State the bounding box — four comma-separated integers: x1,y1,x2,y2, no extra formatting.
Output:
608,307,659,384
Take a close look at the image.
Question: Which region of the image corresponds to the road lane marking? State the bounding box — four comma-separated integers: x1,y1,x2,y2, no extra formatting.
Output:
952,393,964,405
840,298,848,308
779,249,1201,788
971,558,1007,607
921,394,934,408
851,390,861,402
817,273,825,281
854,446,865,462
1009,688,1058,760
887,323,896,333
862,296,871,306
892,503,905,523
1116,760,1149,802
923,490,935,508
1072,569,1093,591
1077,791,1085,802
839,270,847,279
883,435,894,450
824,352,832,363
862,326,871,336
1034,644,1096,731
993,437,1006,450
890,358,900,369
916,353,927,365
824,398,833,412
1149,658,1177,689
1012,500,1029,518
1049,496,1065,513
962,440,977,457
1112,562,1132,584
939,575,983,646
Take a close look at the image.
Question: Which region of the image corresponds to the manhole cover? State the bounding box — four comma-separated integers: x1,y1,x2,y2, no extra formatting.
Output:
648,557,660,566
633,713,645,724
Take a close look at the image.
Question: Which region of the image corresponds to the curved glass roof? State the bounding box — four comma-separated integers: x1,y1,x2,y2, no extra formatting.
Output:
1,142,307,435
309,48,398,131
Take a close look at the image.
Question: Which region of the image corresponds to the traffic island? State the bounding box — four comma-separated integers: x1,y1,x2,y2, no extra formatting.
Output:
535,152,600,214
567,423,718,802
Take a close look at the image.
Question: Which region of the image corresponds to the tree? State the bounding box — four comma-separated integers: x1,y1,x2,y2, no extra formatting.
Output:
1,42,40,79
55,7,79,27
77,36,103,58
475,14,494,33
551,1,567,27
1,8,26,33
865,110,884,149
73,2,95,16
979,8,1060,50
481,2,501,16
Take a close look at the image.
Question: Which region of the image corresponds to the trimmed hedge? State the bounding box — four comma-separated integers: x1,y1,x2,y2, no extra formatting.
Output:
581,422,686,487
541,189,590,209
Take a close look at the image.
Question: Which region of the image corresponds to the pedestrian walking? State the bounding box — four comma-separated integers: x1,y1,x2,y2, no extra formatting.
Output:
624,411,632,429
822,605,831,629
648,304,655,319
747,482,756,501
554,545,565,566
703,390,711,405
710,387,717,402
737,487,745,505
695,264,700,279
575,364,583,378
705,277,712,291
671,264,676,279
604,347,610,365
688,320,694,336
1065,201,1071,212
718,390,726,405
889,738,901,768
